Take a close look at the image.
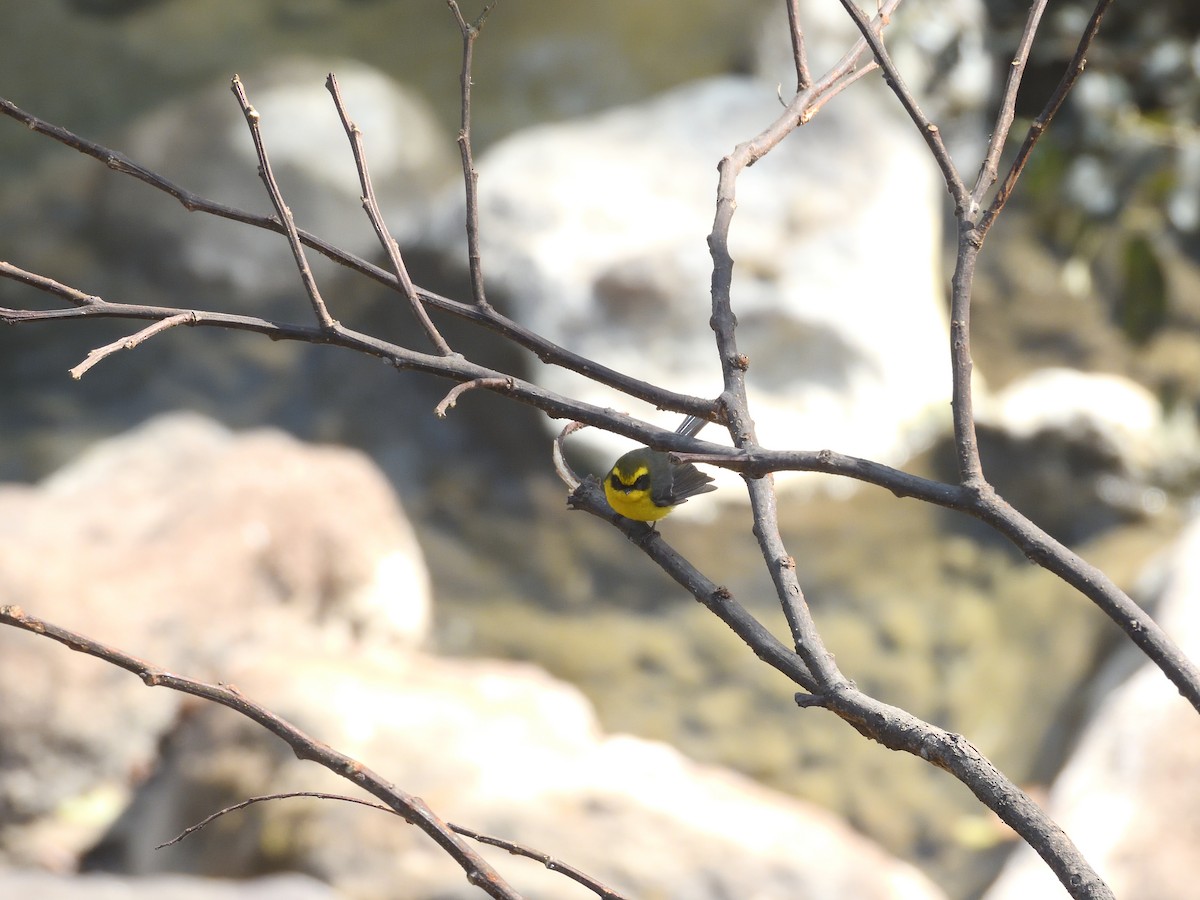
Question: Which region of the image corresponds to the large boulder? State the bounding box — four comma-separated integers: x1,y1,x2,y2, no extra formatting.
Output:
425,74,949,481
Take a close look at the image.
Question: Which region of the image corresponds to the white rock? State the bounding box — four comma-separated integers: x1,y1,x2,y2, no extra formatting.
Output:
979,367,1195,480
983,515,1200,900
101,58,454,296
428,75,950,487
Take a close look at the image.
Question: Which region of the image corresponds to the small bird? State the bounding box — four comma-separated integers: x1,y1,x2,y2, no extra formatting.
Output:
603,415,717,522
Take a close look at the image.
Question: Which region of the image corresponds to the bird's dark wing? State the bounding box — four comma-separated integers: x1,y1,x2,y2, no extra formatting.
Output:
669,462,717,504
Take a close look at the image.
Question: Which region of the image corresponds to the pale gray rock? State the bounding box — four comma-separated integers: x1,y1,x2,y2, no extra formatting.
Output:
1,414,943,900
96,57,455,297
981,367,1197,478
86,651,948,900
426,74,950,483
976,367,1197,529
983,513,1200,900
0,412,430,868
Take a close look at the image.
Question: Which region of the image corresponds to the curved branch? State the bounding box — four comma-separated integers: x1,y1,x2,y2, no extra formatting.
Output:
822,688,1113,899
159,790,631,900
0,605,523,900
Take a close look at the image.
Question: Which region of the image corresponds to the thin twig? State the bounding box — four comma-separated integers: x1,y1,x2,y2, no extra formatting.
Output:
0,605,523,900
0,266,716,453
447,0,502,310
0,260,102,306
798,61,880,123
157,791,394,848
833,0,968,212
979,0,1117,237
229,75,338,331
970,0,1049,212
157,789,627,898
69,312,196,379
450,824,632,900
552,421,588,492
326,73,455,356
435,376,512,417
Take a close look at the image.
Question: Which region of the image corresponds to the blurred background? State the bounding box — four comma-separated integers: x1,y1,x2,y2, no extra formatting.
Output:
3,1,1200,898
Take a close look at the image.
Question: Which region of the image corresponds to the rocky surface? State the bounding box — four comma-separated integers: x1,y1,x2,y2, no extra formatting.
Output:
984,514,1200,900
0,414,946,900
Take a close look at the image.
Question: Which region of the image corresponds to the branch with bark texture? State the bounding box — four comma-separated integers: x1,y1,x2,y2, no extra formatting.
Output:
0,2,1193,898
0,605,524,900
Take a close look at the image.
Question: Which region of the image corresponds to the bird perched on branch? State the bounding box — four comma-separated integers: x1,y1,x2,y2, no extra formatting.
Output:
603,415,716,522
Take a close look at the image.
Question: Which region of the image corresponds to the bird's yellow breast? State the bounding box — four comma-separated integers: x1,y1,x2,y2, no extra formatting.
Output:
604,460,674,522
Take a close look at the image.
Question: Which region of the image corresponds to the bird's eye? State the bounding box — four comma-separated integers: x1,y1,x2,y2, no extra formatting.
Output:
633,474,650,491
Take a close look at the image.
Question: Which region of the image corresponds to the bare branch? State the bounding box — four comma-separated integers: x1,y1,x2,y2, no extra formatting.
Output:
230,75,338,331
743,477,842,686
560,436,817,692
326,73,455,356
157,791,393,849
0,96,715,421
0,260,102,308
157,788,628,898
706,0,906,436
447,0,502,310
785,0,813,93
552,421,588,492
69,312,196,379
435,376,513,417
689,443,1200,714
971,0,1049,211
451,823,632,900
564,470,1112,899
819,690,1113,899
0,605,523,900
797,61,880,124
979,0,1117,237
833,0,968,212
0,277,665,455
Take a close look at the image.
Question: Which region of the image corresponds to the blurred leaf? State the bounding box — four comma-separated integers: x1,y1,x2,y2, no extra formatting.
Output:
1115,233,1168,344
